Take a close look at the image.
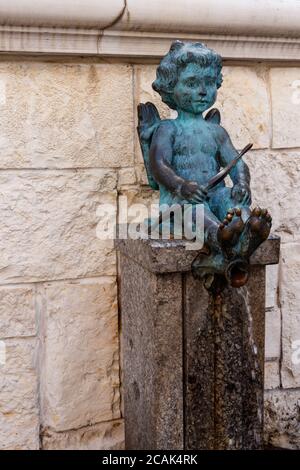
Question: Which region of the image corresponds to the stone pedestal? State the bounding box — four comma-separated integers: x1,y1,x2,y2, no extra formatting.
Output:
116,235,280,450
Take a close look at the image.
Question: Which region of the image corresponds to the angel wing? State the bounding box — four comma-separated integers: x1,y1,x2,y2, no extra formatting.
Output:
137,102,161,190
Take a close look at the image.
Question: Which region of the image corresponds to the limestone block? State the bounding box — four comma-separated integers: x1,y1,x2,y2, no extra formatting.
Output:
264,361,280,390
0,338,39,449
265,307,281,360
244,150,300,243
135,164,150,186
40,277,120,431
0,62,133,168
0,169,117,283
42,419,124,450
216,66,270,149
118,187,159,226
134,64,174,123
120,257,183,449
279,243,300,388
270,68,300,149
0,285,36,338
118,167,137,188
265,264,279,309
264,389,300,449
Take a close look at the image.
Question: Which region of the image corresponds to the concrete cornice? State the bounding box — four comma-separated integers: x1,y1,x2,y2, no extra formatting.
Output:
0,0,126,28
0,0,299,60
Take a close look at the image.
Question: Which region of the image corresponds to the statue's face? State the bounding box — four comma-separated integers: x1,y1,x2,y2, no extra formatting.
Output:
173,63,218,114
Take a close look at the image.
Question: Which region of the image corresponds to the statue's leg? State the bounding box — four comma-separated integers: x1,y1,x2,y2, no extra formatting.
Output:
187,201,221,251
187,203,228,277
203,203,222,250
157,201,221,248
208,187,248,257
209,186,250,222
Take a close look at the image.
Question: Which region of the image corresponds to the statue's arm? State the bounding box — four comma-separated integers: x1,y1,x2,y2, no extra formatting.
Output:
149,122,184,193
149,123,206,203
217,126,251,204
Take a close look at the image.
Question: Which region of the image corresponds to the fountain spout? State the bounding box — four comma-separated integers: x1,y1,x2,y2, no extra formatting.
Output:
225,258,249,288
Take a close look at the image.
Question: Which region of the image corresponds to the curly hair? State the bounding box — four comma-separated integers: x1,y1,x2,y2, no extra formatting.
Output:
152,41,223,110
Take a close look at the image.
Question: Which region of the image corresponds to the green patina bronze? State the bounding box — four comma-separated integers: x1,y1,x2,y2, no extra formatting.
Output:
137,41,272,290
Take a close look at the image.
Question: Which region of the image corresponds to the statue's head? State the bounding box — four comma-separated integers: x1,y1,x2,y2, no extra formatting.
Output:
152,41,223,114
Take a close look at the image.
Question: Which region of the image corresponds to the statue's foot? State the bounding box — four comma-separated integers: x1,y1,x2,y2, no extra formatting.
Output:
235,207,272,258
217,208,244,257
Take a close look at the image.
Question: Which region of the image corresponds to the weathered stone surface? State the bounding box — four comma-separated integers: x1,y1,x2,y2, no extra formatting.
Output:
0,338,39,449
265,307,281,360
118,187,159,229
183,274,214,449
0,62,133,168
265,264,279,309
119,238,275,450
264,389,300,449
264,361,280,390
119,186,159,206
183,272,266,449
245,150,300,243
134,64,174,126
116,235,279,274
270,68,300,149
216,66,270,149
118,168,136,188
0,285,36,338
120,254,183,450
279,243,300,388
239,268,266,449
0,170,117,283
42,419,124,450
135,163,154,186
40,277,120,431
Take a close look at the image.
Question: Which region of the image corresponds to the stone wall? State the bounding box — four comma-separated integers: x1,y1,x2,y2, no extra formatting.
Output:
0,57,299,449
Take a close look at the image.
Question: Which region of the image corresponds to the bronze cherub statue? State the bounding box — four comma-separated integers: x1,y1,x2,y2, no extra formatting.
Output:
137,41,272,289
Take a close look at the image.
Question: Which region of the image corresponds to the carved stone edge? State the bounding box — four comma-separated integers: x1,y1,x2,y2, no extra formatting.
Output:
115,234,280,273
0,27,300,61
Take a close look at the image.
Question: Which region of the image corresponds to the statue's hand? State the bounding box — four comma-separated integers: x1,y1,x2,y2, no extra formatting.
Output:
231,182,251,205
179,181,208,203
